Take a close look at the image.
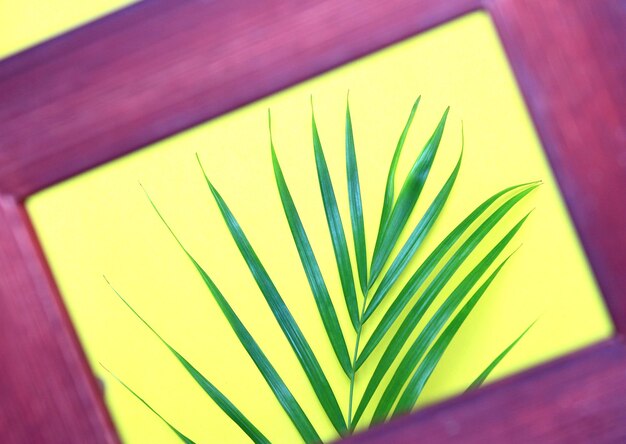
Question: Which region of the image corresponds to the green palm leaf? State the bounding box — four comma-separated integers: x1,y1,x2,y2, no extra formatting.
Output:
269,110,352,376
109,96,540,443
311,101,360,331
196,156,347,435
357,182,540,369
100,364,196,444
351,184,538,427
368,107,449,287
345,94,368,296
105,279,270,444
142,188,320,441
371,96,421,273
362,180,535,322
466,321,536,392
393,257,513,415
364,144,461,320
375,215,528,422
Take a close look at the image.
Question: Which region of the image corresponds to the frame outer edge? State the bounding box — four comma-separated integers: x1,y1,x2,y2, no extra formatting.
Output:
0,196,119,444
0,0,624,442
488,0,626,332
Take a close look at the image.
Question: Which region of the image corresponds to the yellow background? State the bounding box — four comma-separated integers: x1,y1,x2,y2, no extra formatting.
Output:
0,0,136,59
24,10,612,444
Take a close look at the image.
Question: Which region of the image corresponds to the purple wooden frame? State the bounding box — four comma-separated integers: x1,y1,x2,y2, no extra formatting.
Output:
0,0,625,442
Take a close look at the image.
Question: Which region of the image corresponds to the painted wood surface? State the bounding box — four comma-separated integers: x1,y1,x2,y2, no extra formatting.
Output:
0,0,624,442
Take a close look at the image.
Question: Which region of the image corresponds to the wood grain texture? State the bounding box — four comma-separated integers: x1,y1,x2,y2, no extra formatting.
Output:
0,0,624,443
0,0,479,199
338,339,626,444
0,197,118,444
489,0,626,334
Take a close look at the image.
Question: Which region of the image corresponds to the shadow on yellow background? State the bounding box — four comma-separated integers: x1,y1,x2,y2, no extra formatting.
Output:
25,11,612,444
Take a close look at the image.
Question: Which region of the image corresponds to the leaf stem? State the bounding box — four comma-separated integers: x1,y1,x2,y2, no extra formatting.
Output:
347,295,369,431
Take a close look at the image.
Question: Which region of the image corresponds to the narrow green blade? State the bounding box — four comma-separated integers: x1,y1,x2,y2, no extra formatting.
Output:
311,101,360,331
358,182,540,368
190,257,320,442
269,111,352,376
141,189,320,441
371,96,421,271
365,147,461,320
466,321,536,392
350,185,538,428
378,217,527,421
195,157,348,435
369,107,449,287
105,280,270,444
392,257,514,416
101,365,196,444
345,95,368,295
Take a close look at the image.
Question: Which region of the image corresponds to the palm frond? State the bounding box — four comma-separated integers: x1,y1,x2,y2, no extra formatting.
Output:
311,99,360,332
141,188,320,441
371,96,421,277
269,110,352,376
364,140,461,321
105,279,270,444
109,95,540,443
373,214,528,422
369,106,449,287
393,255,515,415
351,185,538,427
195,155,347,435
357,182,540,369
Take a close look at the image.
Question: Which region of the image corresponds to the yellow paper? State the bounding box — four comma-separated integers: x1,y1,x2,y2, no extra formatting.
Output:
26,12,612,444
0,0,136,59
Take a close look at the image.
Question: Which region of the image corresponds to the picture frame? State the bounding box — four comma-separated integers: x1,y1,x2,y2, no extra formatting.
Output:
0,0,624,442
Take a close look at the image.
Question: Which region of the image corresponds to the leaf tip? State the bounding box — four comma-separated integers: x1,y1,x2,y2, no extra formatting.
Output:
99,361,112,375
507,243,524,261
138,181,149,196
267,109,275,148
521,180,543,194
461,119,465,142
433,105,450,131
514,209,535,230
195,154,216,192
194,152,205,171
